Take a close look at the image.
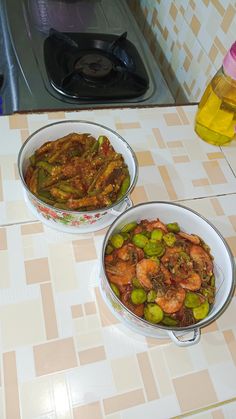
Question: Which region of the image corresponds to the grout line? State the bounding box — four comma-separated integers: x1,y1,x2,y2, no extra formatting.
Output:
1,192,236,229
220,146,236,179
0,219,39,228
173,191,236,203
171,396,236,418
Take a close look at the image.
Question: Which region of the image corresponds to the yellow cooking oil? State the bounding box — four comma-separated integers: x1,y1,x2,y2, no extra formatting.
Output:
195,70,236,146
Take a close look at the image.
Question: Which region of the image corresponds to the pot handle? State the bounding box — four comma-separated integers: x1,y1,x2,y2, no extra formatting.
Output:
167,328,201,347
110,196,133,216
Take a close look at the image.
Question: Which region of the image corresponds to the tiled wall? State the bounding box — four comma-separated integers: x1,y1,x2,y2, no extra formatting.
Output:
128,0,236,103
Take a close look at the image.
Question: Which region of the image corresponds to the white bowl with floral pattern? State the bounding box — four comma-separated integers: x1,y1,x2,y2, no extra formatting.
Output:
18,120,138,233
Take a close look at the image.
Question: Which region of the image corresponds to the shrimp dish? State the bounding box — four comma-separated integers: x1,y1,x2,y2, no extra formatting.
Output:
104,218,216,327
25,133,130,211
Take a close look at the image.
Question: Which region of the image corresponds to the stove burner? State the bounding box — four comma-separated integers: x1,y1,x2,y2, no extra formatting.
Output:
75,54,113,79
44,31,149,100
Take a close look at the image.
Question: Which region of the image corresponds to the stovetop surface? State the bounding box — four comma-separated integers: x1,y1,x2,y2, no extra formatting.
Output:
1,0,174,114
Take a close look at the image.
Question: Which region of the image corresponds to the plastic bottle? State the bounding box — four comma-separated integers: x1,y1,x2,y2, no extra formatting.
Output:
195,41,236,146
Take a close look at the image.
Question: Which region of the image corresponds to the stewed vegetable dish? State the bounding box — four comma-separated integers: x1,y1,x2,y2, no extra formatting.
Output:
25,133,130,211
105,218,216,327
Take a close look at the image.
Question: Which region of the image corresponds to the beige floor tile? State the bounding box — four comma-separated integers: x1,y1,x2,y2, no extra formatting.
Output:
173,369,217,412
34,338,77,376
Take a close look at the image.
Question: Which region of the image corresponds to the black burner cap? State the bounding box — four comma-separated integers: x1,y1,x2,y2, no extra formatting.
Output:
75,53,113,79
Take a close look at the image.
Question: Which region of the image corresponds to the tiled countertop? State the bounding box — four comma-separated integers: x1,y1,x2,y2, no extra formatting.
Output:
0,105,236,419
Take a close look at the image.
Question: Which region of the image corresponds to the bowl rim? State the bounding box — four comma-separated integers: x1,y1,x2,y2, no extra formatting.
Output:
17,119,139,215
101,200,236,332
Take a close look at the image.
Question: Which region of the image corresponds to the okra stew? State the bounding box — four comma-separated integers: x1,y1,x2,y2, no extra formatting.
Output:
25,133,130,211
104,218,216,327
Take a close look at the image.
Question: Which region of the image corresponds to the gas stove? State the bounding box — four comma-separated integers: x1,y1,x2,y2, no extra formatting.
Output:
44,30,150,99
0,0,174,115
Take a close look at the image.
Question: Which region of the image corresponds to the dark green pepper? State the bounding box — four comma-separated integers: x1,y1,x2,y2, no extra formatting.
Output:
117,175,130,200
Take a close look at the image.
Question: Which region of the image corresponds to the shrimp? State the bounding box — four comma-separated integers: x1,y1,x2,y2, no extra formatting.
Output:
136,259,160,289
190,245,213,277
161,246,183,264
133,225,143,234
104,254,114,264
161,247,193,279
178,272,202,291
178,232,200,244
105,260,136,287
160,263,172,285
145,219,168,233
156,286,186,314
116,243,144,262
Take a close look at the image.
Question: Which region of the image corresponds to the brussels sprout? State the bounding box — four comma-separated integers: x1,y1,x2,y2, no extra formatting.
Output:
144,240,165,257
163,232,176,247
166,222,180,233
184,292,201,308
162,316,178,326
110,283,120,298
130,288,147,305
132,277,143,288
120,222,137,233
144,303,164,324
105,244,114,255
132,233,149,248
147,290,157,303
120,232,130,241
151,228,163,241
193,300,209,320
142,230,151,239
110,233,124,249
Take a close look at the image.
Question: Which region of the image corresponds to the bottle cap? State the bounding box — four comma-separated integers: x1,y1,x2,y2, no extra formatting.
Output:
223,41,236,80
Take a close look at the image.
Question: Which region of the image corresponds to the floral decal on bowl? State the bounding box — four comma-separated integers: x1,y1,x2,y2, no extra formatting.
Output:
30,196,107,226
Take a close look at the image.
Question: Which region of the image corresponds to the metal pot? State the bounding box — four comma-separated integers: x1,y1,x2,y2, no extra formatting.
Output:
100,201,236,346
